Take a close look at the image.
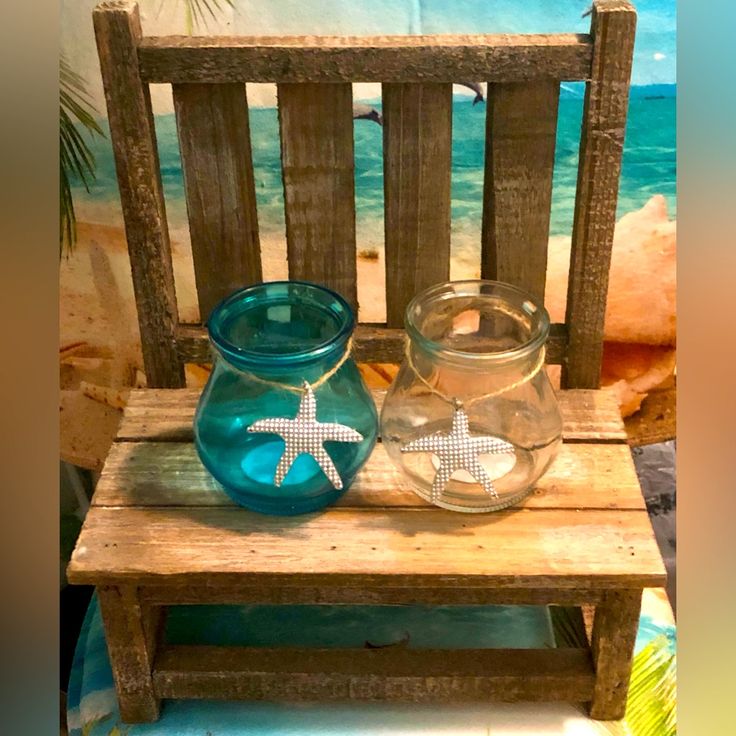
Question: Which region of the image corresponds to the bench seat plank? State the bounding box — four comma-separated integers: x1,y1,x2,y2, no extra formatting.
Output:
68,505,664,588
117,388,628,443
93,441,645,511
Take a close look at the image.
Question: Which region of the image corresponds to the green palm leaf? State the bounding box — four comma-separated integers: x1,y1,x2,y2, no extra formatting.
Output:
60,55,104,256
625,635,676,736
181,0,235,33
549,605,589,648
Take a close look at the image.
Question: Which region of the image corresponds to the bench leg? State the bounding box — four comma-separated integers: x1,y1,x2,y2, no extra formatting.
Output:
589,589,642,720
97,586,163,723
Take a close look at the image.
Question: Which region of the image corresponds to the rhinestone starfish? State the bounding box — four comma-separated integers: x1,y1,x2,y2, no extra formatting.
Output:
401,404,515,503
247,381,363,489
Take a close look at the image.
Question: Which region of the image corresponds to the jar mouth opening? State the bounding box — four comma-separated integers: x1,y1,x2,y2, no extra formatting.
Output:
405,280,550,364
208,281,354,367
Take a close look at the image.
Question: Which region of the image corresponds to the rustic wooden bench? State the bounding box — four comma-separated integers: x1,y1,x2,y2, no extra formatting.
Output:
68,387,665,722
68,0,666,724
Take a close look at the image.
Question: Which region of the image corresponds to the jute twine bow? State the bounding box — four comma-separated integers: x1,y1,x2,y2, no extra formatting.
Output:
403,339,546,410
221,332,544,404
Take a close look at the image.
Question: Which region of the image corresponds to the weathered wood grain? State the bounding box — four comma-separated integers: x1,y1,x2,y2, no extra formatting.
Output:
97,585,160,722
93,441,645,510
350,325,410,363
382,83,452,327
153,646,595,703
589,588,642,719
555,388,627,441
175,322,569,365
140,584,606,607
564,0,637,388
278,83,357,310
93,1,184,387
116,386,626,442
172,83,262,320
138,33,594,84
481,81,559,303
68,506,665,588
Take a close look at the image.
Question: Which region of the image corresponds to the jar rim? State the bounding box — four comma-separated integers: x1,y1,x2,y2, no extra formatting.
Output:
404,279,550,364
207,280,354,368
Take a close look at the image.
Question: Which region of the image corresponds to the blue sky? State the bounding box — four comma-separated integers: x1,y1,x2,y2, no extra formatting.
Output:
62,0,675,114
230,0,675,86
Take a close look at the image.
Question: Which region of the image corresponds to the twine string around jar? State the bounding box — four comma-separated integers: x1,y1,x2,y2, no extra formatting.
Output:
215,336,354,394
403,339,547,410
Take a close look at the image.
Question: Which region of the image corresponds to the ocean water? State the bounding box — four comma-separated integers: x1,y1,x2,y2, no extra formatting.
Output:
74,86,675,249
67,0,675,254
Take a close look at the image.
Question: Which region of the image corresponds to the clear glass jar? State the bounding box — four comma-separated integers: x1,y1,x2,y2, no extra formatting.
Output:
194,281,378,515
380,280,563,512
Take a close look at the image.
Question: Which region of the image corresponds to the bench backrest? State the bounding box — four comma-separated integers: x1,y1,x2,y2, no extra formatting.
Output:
93,0,636,389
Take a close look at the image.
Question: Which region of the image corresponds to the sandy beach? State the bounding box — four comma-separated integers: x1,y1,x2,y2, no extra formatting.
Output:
62,193,676,354
61,218,389,337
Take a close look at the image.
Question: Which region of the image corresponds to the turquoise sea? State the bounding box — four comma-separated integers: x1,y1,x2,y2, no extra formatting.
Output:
74,85,676,245
69,0,676,248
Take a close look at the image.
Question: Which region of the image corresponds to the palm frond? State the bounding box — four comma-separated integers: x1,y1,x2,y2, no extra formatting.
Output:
625,635,676,736
182,0,234,33
549,605,589,648
60,55,104,256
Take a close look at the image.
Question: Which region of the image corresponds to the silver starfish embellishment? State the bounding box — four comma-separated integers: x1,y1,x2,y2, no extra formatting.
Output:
401,404,515,503
247,381,363,489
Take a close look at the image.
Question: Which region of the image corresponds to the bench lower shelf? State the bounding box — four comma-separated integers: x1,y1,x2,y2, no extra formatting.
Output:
153,645,596,703
97,585,643,724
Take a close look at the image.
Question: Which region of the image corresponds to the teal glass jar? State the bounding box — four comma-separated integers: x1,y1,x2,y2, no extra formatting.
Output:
194,281,378,515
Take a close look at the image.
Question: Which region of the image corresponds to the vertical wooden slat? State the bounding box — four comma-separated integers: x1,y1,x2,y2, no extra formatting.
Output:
172,83,262,321
382,83,452,328
563,0,637,388
481,81,560,304
589,589,642,720
277,83,357,311
98,585,161,722
93,1,184,387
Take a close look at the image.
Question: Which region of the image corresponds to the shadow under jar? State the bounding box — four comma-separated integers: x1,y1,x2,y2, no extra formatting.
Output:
380,280,563,513
194,281,378,515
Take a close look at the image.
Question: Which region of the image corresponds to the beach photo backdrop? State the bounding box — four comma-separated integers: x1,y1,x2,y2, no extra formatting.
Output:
60,0,675,452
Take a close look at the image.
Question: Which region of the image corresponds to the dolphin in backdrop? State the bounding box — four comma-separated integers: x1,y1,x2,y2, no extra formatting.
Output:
353,103,383,125
352,86,483,126
457,82,485,105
